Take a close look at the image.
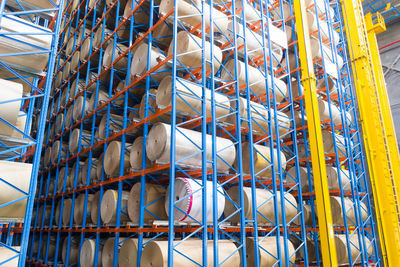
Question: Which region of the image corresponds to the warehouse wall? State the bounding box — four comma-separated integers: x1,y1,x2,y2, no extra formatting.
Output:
377,22,400,146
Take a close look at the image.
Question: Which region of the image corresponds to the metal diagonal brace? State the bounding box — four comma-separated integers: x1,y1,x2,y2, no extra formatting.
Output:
293,0,338,265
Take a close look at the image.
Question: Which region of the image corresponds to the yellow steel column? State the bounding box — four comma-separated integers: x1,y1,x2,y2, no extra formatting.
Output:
340,0,400,265
293,0,338,265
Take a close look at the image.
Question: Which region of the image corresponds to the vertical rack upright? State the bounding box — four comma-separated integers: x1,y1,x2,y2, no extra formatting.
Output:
0,0,63,266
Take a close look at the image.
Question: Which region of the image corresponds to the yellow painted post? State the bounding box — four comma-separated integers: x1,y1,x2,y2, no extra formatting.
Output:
293,0,338,265
340,0,400,265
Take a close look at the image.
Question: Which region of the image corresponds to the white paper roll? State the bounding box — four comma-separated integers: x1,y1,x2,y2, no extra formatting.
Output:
104,141,131,176
287,166,310,192
326,166,351,191
156,76,230,120
74,193,94,224
80,239,103,267
307,12,339,46
318,98,342,125
225,186,297,225
168,31,222,74
165,178,225,223
0,79,23,137
100,189,130,224
246,236,296,266
330,196,368,226
221,59,288,102
0,15,52,74
0,160,32,219
129,136,153,170
335,234,372,264
128,183,167,223
240,142,287,180
322,131,348,157
141,240,241,267
146,123,236,173
131,42,169,82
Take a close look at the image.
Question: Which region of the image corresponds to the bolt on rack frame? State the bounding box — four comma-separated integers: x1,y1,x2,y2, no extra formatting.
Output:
26,0,381,266
0,0,64,265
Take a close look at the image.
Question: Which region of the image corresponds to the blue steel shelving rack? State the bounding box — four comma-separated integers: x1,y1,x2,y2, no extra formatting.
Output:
26,0,381,266
0,0,63,265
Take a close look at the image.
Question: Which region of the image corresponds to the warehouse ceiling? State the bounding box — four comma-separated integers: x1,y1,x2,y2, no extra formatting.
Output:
363,0,400,24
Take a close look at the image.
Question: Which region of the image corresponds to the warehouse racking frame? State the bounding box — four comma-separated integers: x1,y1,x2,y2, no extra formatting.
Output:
0,0,64,266
26,0,383,266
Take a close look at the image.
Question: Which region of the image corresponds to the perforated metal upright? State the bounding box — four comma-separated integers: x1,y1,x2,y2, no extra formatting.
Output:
0,0,63,266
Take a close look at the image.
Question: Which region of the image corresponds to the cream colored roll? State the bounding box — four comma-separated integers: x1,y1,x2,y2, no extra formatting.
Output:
88,90,109,113
310,38,344,76
294,203,314,226
62,198,72,226
74,193,94,224
44,147,52,166
226,97,290,135
287,166,309,191
69,160,83,188
100,189,130,224
153,22,172,46
123,0,150,24
90,191,101,224
62,61,71,81
80,239,103,267
318,98,341,124
159,0,228,34
71,50,80,71
102,42,129,70
322,131,348,157
165,178,225,223
139,89,170,122
62,237,79,265
48,179,55,195
131,43,169,81
41,235,56,259
96,153,104,180
72,95,89,122
246,236,296,266
221,59,288,102
0,79,23,136
168,31,222,74
225,186,297,225
65,36,76,56
307,12,339,46
316,76,336,92
240,142,287,179
49,123,55,139
305,0,335,17
80,35,91,61
51,141,67,164
330,196,368,226
102,237,122,267
65,106,73,128
129,136,153,170
335,234,372,265
57,166,67,193
61,86,68,105
326,166,351,191
54,200,62,226
69,128,91,154
146,123,236,173
104,141,131,176
80,158,98,185
223,21,283,66
98,114,123,139
118,238,142,266
141,240,240,267
0,15,52,74
270,1,291,21
156,76,230,120
55,72,63,88
128,183,167,223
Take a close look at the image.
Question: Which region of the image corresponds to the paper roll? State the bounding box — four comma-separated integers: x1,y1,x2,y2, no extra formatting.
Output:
307,12,339,46
310,38,344,77
156,76,230,120
141,240,240,267
226,96,290,135
168,31,222,74
246,236,296,266
104,141,131,176
123,0,150,24
71,50,80,71
0,79,23,137
165,178,225,223
102,42,129,71
294,203,314,226
44,147,52,167
72,95,89,122
286,166,309,191
98,114,124,139
88,90,109,113
100,189,130,224
80,239,103,267
62,237,79,265
0,15,52,74
240,142,287,179
225,186,297,225
326,166,351,191
69,128,91,154
54,200,62,226
51,141,67,164
131,43,169,81
139,89,170,123
62,61,71,81
41,235,57,259
153,22,173,46
335,234,372,264
128,183,167,223
90,191,101,224
73,193,94,224
322,131,348,157
57,166,67,193
159,0,228,34
96,153,104,181
330,196,368,226
129,136,153,170
62,198,72,226
146,123,236,172
65,106,74,129
101,237,122,267
270,1,291,21
70,160,84,188
118,238,142,266
221,59,288,102
318,98,342,124
305,0,335,17
80,158,98,185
